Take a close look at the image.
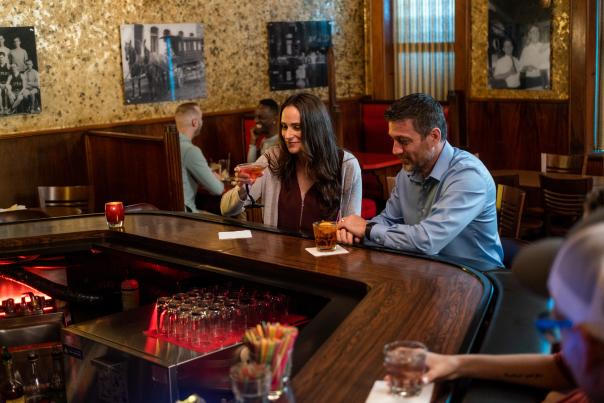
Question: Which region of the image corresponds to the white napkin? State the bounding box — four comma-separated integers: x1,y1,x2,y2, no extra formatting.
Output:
218,230,252,240
365,381,434,403
305,244,349,257
0,204,26,212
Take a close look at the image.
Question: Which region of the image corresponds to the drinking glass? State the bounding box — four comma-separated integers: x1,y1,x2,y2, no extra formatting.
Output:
236,163,265,208
156,296,170,335
383,340,427,397
230,363,271,403
312,221,338,251
219,159,230,180
104,201,125,229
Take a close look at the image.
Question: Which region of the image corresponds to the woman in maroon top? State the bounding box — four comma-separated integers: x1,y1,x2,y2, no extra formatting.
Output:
223,93,362,235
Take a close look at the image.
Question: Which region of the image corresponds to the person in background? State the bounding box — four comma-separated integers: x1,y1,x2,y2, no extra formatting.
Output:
0,36,10,65
337,93,503,269
176,102,224,213
221,92,362,234
423,223,604,403
519,24,550,89
247,99,280,163
21,60,39,112
9,37,28,73
6,63,24,112
492,38,520,89
0,53,10,114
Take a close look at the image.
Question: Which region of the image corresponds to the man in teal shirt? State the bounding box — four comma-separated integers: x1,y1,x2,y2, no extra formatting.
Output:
176,102,224,213
337,93,503,269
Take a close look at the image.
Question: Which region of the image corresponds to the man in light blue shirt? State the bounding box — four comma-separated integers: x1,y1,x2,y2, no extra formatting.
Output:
176,102,224,213
337,93,503,269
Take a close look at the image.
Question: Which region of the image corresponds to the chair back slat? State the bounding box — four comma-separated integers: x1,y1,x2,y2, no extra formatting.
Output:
541,153,587,175
538,174,593,236
497,184,526,239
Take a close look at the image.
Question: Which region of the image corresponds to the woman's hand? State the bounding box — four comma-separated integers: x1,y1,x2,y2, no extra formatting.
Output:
422,352,462,384
234,165,264,200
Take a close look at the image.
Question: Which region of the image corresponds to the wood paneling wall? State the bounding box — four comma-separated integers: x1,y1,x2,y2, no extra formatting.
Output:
0,132,87,208
367,0,599,171
0,99,365,211
84,131,183,211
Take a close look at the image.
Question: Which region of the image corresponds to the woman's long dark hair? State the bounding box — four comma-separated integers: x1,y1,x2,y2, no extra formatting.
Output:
269,93,341,212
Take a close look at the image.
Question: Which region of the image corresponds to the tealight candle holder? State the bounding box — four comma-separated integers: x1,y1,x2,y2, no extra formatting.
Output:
105,201,125,230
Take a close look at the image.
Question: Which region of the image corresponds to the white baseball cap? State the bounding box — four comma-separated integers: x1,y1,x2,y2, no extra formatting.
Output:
547,222,604,341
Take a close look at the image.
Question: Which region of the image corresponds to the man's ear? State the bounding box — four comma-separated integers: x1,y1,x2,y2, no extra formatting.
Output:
579,326,604,371
429,127,442,144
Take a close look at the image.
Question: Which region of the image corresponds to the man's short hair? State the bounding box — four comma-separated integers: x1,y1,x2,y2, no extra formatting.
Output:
259,98,279,116
175,102,201,118
384,93,448,141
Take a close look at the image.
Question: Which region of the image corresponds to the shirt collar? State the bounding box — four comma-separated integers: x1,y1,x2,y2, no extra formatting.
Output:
179,133,191,143
407,141,453,184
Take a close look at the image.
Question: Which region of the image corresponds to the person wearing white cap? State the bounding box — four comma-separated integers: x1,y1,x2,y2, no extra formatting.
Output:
421,223,604,402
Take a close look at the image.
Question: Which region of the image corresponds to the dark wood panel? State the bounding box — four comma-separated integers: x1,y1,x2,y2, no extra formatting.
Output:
467,101,569,170
194,112,246,168
85,131,183,212
368,0,395,99
0,132,87,208
338,97,363,151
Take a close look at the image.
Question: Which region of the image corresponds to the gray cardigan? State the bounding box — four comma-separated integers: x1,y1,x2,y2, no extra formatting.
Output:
220,148,362,226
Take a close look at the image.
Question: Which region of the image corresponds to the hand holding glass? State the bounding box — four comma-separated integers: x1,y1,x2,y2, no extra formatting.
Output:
235,163,265,208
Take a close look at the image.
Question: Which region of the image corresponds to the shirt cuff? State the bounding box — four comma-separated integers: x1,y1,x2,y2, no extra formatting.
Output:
366,222,387,245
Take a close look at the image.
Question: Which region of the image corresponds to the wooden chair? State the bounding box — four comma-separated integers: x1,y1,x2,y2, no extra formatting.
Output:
497,184,526,240
541,153,587,175
37,185,94,214
0,209,49,223
245,207,264,224
539,174,593,236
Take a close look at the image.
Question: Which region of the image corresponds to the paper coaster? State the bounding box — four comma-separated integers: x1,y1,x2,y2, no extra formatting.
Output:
365,381,434,403
218,230,252,240
305,244,349,257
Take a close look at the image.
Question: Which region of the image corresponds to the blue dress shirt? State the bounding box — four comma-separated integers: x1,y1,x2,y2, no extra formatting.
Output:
367,142,503,270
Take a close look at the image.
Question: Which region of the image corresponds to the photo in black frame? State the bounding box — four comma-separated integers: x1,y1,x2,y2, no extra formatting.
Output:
120,23,206,105
268,21,332,91
488,0,552,90
0,26,41,116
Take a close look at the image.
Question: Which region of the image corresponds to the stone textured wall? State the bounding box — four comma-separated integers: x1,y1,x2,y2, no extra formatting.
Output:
1,0,365,135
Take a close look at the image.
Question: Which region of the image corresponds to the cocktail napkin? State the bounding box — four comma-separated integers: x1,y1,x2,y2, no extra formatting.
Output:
365,381,434,403
218,230,252,240
305,244,349,257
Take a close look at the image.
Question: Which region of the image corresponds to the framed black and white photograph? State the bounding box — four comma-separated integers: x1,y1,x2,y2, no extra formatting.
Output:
268,21,331,91
0,26,41,116
488,0,552,90
120,23,206,105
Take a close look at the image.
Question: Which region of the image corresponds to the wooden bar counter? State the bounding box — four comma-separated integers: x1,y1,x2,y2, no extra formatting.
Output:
0,212,492,402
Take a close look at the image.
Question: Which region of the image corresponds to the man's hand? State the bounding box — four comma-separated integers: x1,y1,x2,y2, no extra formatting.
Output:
336,215,366,245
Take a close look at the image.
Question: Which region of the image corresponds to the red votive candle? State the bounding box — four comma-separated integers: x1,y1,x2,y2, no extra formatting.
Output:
104,201,125,229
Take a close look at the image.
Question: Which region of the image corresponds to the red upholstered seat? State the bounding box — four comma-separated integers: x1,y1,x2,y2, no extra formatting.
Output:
361,198,377,220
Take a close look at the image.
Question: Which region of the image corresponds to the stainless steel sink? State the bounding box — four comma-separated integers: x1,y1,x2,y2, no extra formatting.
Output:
0,312,64,347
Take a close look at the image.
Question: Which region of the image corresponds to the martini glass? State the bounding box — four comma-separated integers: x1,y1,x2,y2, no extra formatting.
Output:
236,163,265,208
